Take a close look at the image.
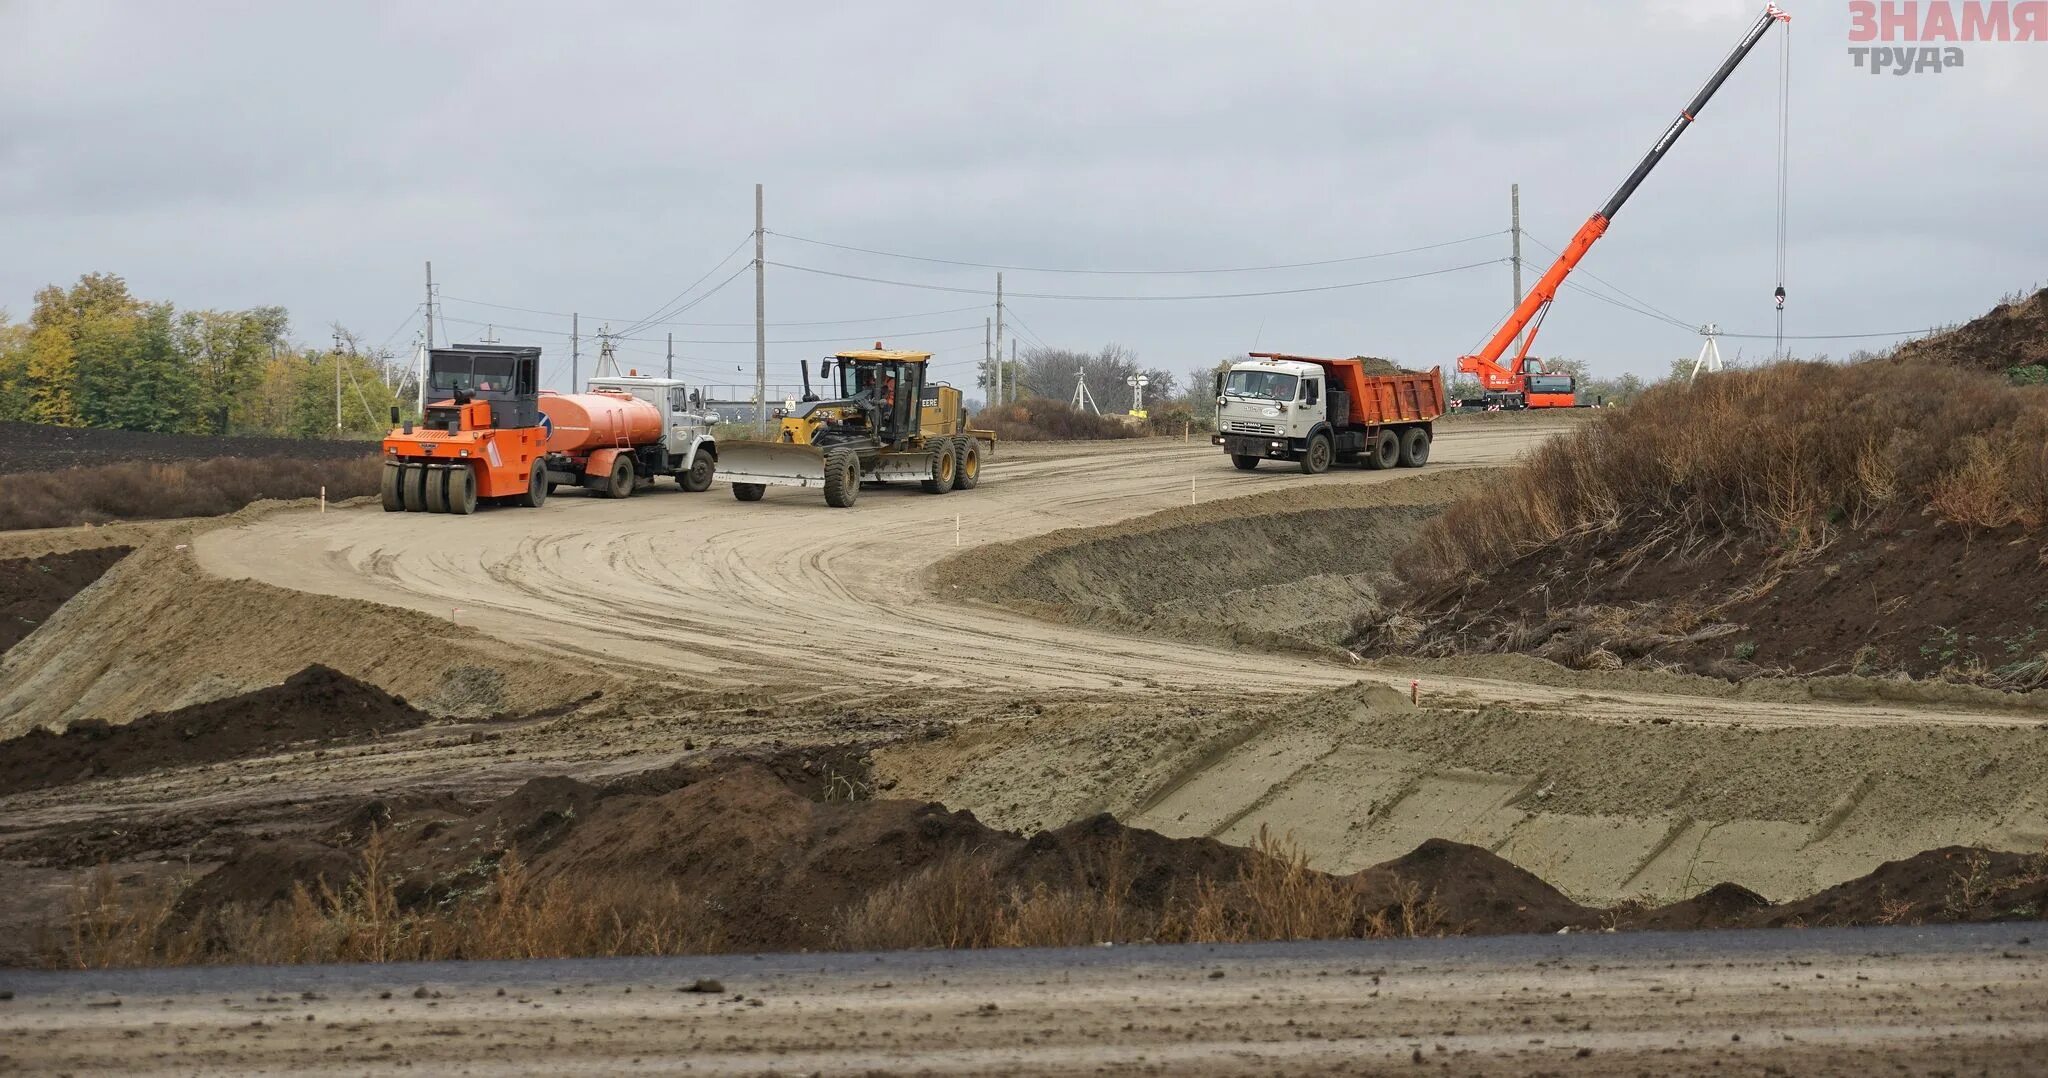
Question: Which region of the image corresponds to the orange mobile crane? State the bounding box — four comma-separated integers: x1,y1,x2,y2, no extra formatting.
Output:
1458,3,1791,409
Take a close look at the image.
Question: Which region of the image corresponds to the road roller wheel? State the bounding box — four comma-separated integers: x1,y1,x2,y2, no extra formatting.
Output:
380,463,404,511
424,467,449,513
448,466,478,515
401,464,430,512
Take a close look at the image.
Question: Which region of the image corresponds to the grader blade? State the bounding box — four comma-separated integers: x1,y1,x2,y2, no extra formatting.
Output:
714,439,834,489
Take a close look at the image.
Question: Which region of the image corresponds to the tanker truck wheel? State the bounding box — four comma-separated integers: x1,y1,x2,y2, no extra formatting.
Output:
515,460,548,508
823,449,861,508
380,463,405,511
919,444,956,494
1398,427,1432,468
448,466,478,515
1231,454,1260,471
1299,433,1333,475
605,456,635,499
424,467,449,513
401,464,431,512
680,452,715,493
954,438,981,490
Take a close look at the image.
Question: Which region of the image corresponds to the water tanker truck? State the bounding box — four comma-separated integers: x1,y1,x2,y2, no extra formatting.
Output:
380,344,720,513
1212,354,1443,473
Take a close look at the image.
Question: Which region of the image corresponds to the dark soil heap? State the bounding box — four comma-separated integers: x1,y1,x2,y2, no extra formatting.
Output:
0,665,430,793
0,546,130,653
1889,287,2048,374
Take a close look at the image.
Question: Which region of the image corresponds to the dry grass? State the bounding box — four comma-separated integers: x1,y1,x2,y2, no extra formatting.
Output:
974,397,1141,442
837,828,1438,951
1404,362,2048,590
0,455,381,530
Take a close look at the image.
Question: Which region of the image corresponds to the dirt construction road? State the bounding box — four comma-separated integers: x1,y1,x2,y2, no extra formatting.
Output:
6,925,2044,1075
195,425,2034,729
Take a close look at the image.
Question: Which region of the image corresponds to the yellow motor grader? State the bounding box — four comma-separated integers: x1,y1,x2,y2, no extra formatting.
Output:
716,347,995,508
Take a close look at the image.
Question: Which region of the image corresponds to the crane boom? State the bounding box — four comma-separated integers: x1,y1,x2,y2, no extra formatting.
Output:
1458,3,1791,404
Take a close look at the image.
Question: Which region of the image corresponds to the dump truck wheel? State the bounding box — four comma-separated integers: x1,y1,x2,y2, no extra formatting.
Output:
1299,433,1333,475
1231,455,1260,471
1364,430,1400,470
516,461,548,508
823,449,861,508
920,444,956,494
380,463,405,511
449,466,478,515
1398,427,1431,468
425,467,449,513
732,483,766,502
954,438,981,490
605,456,634,499
401,464,431,512
681,452,715,493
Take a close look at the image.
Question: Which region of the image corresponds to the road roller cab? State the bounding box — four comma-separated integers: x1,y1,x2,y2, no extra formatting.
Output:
380,345,551,514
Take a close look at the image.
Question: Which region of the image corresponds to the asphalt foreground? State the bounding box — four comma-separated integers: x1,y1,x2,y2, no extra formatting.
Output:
4,925,2043,1075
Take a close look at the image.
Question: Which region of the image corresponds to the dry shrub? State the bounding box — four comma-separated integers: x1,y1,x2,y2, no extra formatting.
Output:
974,397,1141,442
1403,361,2048,590
0,455,382,530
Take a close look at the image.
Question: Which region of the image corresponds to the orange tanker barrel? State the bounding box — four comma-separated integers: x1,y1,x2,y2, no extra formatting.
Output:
537,391,663,453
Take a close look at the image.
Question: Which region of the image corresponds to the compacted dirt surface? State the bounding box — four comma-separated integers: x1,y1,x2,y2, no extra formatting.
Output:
5,926,2045,1075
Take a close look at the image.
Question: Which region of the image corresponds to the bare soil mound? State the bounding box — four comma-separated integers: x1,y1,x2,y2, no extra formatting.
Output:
0,546,129,654
0,665,430,793
1889,287,2048,375
108,760,2048,968
937,469,1486,652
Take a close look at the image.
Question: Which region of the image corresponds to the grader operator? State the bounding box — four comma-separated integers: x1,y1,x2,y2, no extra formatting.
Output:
716,345,995,508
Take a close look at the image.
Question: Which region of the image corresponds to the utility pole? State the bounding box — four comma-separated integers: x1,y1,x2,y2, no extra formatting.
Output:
571,312,579,393
424,261,435,351
333,330,344,431
667,332,674,380
754,183,767,430
993,272,1004,405
1510,184,1523,307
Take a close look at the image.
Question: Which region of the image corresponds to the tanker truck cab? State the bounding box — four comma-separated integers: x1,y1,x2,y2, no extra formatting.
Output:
583,375,722,493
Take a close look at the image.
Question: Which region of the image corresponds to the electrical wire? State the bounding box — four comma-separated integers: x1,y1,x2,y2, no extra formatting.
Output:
617,232,756,336
1523,232,1697,329
765,259,1507,302
765,229,1510,276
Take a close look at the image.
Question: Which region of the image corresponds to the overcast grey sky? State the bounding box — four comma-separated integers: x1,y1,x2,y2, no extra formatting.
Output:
3,0,2043,393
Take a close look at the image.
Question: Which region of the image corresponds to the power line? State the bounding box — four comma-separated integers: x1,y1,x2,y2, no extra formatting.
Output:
766,258,1508,302
439,294,988,330
765,229,1509,275
441,311,985,347
1523,231,1697,329
616,232,756,336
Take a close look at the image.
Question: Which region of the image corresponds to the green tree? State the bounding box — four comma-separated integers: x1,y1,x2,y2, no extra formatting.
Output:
0,310,29,422
178,306,288,434
75,303,199,432
23,274,144,427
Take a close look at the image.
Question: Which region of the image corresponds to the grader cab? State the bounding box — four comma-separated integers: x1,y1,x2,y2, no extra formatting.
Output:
717,347,994,508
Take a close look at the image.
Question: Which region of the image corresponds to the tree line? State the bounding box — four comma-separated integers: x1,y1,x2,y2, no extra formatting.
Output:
0,273,411,439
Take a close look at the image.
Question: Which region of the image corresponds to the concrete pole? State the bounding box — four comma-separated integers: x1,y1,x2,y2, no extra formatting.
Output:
755,183,767,429
993,272,1004,404
1511,184,1523,307
667,332,674,380
571,312,579,393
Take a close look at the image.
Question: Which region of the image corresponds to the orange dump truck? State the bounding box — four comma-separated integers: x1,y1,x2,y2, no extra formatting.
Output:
1211,353,1444,473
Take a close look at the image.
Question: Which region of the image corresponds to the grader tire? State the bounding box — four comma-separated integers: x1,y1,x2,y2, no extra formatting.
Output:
823,449,861,508
380,463,405,511
732,483,766,502
920,444,956,494
401,464,431,512
448,466,478,515
954,438,981,490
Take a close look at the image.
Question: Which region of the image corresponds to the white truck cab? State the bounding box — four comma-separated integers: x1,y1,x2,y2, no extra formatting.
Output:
1215,356,1327,451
